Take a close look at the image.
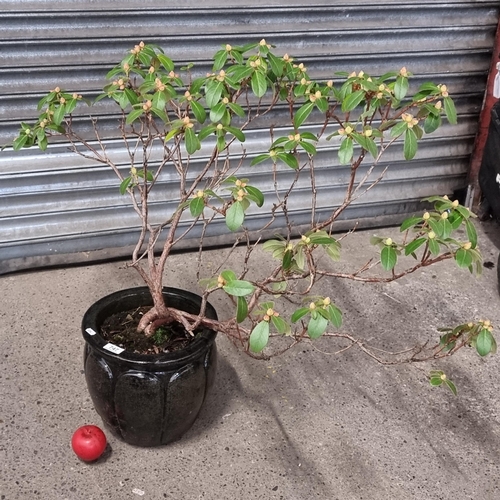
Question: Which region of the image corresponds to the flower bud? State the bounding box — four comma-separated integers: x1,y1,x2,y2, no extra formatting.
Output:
384,238,393,246
423,212,430,220
452,200,459,208
428,231,436,239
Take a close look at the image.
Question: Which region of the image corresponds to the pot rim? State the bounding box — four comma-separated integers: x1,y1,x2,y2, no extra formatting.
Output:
82,286,218,367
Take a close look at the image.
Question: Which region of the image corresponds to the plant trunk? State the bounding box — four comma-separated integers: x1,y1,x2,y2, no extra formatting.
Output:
137,281,173,335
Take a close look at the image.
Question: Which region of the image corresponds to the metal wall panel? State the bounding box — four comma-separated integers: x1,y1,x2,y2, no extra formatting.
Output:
0,1,498,273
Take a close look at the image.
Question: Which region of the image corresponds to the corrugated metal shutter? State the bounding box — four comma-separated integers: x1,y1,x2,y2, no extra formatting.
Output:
1,1,498,274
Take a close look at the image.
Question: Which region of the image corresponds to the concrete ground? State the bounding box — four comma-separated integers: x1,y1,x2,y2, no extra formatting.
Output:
1,221,500,500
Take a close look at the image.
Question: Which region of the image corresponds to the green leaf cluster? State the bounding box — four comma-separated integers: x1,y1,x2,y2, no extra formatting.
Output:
263,231,340,273
249,301,290,353
429,370,457,396
223,177,265,231
373,196,482,274
291,297,342,339
438,320,496,357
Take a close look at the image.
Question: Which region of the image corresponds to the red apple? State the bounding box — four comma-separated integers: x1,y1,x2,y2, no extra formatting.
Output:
71,425,107,461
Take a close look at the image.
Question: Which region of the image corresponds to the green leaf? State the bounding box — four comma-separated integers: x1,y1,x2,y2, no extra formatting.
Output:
190,100,207,124
251,70,267,98
185,127,201,154
262,239,286,254
250,153,271,166
213,49,228,71
403,128,418,160
236,296,248,323
291,307,310,323
282,249,293,270
225,126,246,142
326,304,343,328
209,101,226,123
380,245,397,271
338,137,354,165
430,376,443,387
444,97,457,125
198,124,216,141
293,245,305,270
439,218,453,240
53,104,66,126
444,379,458,396
394,76,409,100
428,238,440,256
404,237,426,256
205,80,224,108
299,140,317,155
13,134,30,150
271,315,290,335
225,201,245,231
454,248,473,268
325,242,341,261
390,120,408,138
293,101,315,129
341,90,365,112
400,216,423,231
223,279,255,297
245,185,264,207
307,314,328,339
267,51,284,78
189,196,205,217
308,233,337,245
126,108,144,125
124,88,139,106
476,328,494,356
227,102,246,117
465,219,477,248
119,176,132,195
424,113,441,134
220,269,237,282
278,152,299,170
216,134,226,152
249,321,270,352
157,53,174,72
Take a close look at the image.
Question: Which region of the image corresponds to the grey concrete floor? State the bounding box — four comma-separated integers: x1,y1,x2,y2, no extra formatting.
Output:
1,221,500,500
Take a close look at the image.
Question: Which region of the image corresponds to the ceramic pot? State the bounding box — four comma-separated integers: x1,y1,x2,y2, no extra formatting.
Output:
81,287,218,447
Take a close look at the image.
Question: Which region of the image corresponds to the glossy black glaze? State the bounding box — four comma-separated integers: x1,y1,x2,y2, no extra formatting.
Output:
82,287,218,447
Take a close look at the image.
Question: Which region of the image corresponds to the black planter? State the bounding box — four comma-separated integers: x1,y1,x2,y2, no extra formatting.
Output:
81,287,218,447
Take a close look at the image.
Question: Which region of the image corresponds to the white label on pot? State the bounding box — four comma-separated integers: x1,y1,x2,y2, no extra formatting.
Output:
85,328,97,336
103,343,125,354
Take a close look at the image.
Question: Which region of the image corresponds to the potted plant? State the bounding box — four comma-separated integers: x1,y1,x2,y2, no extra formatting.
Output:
12,39,496,446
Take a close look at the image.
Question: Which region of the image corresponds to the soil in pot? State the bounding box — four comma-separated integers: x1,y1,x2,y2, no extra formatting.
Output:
100,305,201,355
